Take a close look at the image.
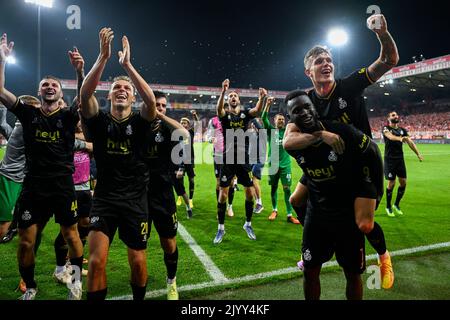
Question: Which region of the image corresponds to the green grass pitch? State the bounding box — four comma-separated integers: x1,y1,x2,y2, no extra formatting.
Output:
0,143,449,300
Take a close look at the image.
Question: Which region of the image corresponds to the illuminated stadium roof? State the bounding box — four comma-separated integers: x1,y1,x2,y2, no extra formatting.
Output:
60,54,450,111
365,54,450,103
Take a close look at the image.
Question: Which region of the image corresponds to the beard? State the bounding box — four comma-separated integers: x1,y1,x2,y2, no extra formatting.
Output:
391,119,400,124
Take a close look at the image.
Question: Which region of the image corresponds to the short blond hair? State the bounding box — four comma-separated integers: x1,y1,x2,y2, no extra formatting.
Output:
111,75,136,94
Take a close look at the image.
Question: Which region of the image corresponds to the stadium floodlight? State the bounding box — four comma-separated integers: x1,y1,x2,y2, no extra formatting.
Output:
24,0,54,8
384,92,390,96
25,0,54,87
327,28,349,47
6,56,17,65
438,84,444,88
388,79,394,84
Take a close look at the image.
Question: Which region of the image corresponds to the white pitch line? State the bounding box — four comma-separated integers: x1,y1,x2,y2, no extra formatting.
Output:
110,241,450,300
177,222,228,283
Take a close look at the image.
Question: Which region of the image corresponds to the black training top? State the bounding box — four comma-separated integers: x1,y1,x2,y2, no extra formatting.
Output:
383,125,408,159
287,121,371,221
11,98,79,178
83,110,150,200
143,120,179,178
307,67,374,137
219,108,255,164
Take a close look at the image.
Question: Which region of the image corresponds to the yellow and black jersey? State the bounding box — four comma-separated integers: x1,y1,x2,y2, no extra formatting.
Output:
219,108,255,164
143,120,179,178
83,110,150,200
287,121,373,221
307,67,374,137
383,125,409,159
10,98,79,178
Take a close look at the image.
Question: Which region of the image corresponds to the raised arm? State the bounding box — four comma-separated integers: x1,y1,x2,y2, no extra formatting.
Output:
68,47,85,101
249,88,267,117
191,110,200,132
0,104,12,138
367,15,400,82
0,34,17,109
157,112,189,140
261,96,274,129
118,36,156,122
217,79,229,118
80,28,114,119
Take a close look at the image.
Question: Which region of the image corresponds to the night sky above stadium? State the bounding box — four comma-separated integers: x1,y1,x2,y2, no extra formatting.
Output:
0,0,449,95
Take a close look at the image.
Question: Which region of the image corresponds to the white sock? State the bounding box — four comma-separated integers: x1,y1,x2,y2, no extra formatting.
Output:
244,221,251,227
227,204,232,209
256,198,262,205
56,265,66,274
186,204,191,210
167,277,176,284
219,224,225,231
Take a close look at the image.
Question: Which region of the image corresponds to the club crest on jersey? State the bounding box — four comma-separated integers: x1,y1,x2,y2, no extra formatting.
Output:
107,124,112,133
299,156,306,164
32,117,39,124
400,130,404,135
126,125,133,136
328,151,338,162
56,119,63,129
338,98,348,110
240,113,246,119
155,132,164,143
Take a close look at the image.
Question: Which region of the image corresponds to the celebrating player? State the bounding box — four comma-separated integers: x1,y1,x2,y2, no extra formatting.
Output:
383,111,423,216
285,90,383,300
213,79,265,244
0,33,84,300
261,97,299,224
80,28,157,300
284,14,399,289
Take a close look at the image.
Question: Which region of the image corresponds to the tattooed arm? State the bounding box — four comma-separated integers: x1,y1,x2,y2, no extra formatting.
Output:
367,14,399,82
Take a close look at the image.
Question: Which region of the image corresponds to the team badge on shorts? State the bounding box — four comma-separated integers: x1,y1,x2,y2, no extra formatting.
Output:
303,249,312,262
22,210,32,221
90,216,99,224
